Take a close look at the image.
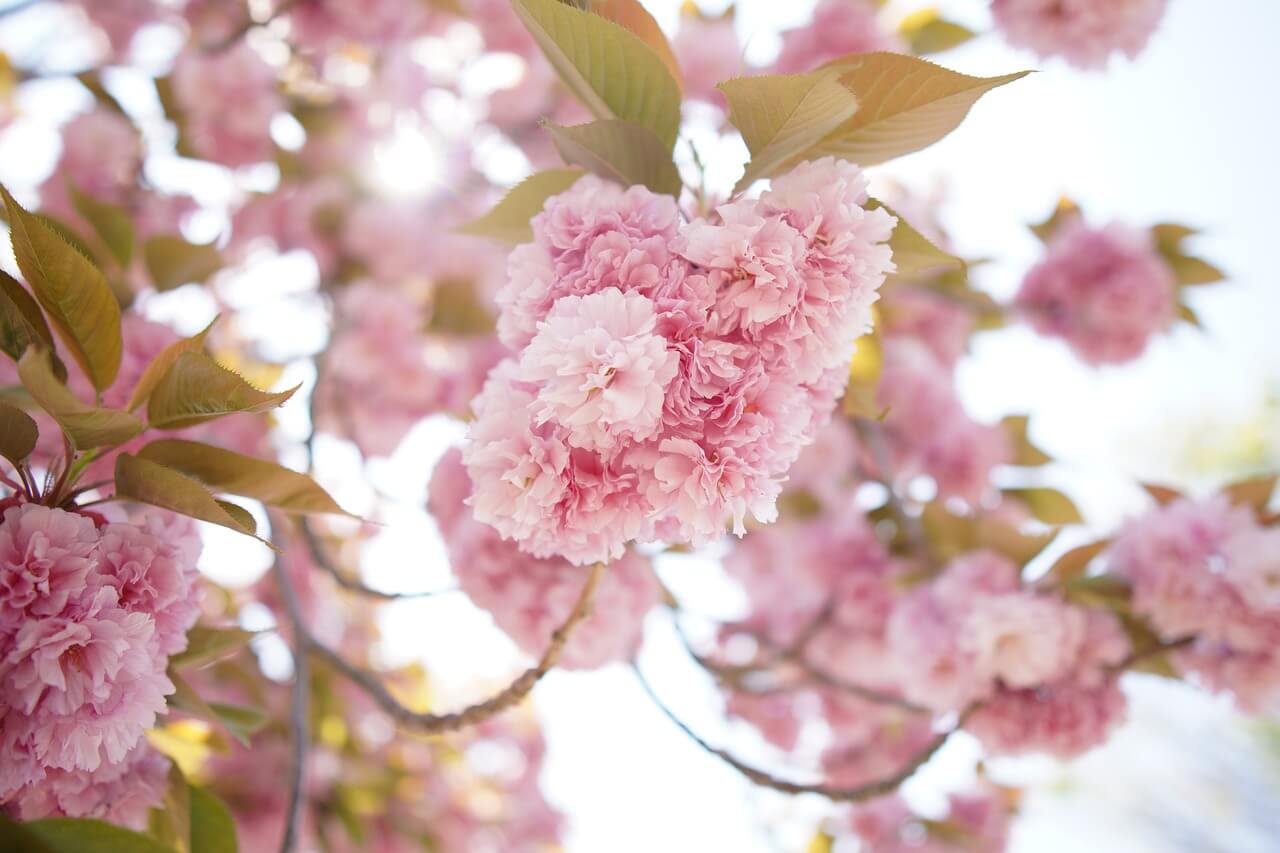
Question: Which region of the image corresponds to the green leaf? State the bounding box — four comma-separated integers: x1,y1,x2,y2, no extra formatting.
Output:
1,184,122,392
426,278,496,336
148,762,191,853
1043,539,1109,584
1029,197,1080,243
167,669,266,748
143,235,223,292
719,71,860,192
1151,223,1195,254
0,403,38,469
867,199,964,279
213,499,257,534
206,703,270,744
13,817,173,853
457,168,585,244
1061,575,1131,614
70,187,134,269
1165,254,1225,287
588,0,683,88
139,439,353,516
126,318,218,413
114,454,270,544
147,351,299,430
0,269,66,379
999,415,1052,466
170,625,258,670
811,53,1029,166
189,785,239,853
542,119,682,196
18,347,144,449
899,8,976,55
511,0,682,147
1005,486,1084,525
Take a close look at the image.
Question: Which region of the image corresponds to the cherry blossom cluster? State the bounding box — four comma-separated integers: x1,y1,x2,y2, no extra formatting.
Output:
465,161,897,565
991,0,1170,69
0,503,203,827
1015,220,1176,365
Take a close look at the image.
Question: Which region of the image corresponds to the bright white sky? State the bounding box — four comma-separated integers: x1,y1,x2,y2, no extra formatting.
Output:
2,0,1278,850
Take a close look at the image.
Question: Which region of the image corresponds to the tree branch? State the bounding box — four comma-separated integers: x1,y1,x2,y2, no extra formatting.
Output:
634,663,968,803
297,516,458,600
301,561,605,733
270,555,310,853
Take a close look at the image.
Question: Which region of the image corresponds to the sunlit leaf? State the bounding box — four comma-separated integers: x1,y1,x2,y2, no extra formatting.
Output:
457,168,585,244
148,762,191,853
426,278,496,336
189,785,238,853
139,439,352,516
719,71,860,191
8,816,172,853
18,347,143,449
899,8,976,55
1043,539,1109,584
70,187,134,269
810,53,1028,166
511,0,682,147
1224,474,1277,513
1,184,122,392
143,235,223,292
589,0,683,87
114,454,269,543
543,119,682,196
1165,254,1225,287
1005,487,1084,525
1140,482,1182,506
125,317,217,412
1029,197,1080,243
147,351,298,430
868,199,965,279
999,415,1052,466
169,625,257,670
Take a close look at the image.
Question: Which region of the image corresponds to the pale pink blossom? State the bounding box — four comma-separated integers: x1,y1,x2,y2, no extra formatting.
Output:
342,199,435,284
0,504,98,633
992,0,1168,69
965,679,1127,758
232,178,347,276
645,438,780,544
886,587,986,712
38,110,140,222
849,788,1010,853
69,0,163,56
882,287,975,367
1015,221,1176,365
1222,526,1280,612
95,519,202,656
962,592,1085,688
171,42,283,167
672,14,743,104
6,741,169,828
430,450,660,668
286,0,425,50
519,289,678,451
773,0,904,74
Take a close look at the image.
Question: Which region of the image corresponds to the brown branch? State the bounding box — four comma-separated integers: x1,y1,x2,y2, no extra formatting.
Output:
1108,634,1196,675
303,561,605,734
633,663,969,803
270,555,310,853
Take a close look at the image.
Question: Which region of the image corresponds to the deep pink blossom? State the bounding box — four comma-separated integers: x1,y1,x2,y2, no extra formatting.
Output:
992,0,1168,69
0,504,98,634
6,741,169,828
1015,221,1175,365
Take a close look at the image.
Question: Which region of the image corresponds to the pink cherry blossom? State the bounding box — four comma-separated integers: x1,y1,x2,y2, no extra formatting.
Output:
6,741,169,828
95,519,202,657
430,450,660,669
1015,221,1176,365
965,679,1127,758
773,0,904,75
519,288,678,452
171,42,283,167
286,0,426,49
38,109,140,223
0,504,98,634
672,14,743,105
991,0,1168,70
1222,526,1280,611
961,592,1085,688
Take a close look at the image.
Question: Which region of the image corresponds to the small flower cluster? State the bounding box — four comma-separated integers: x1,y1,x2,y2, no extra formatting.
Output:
466,160,896,564
430,449,660,669
1108,493,1280,711
0,504,203,827
850,787,1011,853
991,0,1169,69
1015,220,1175,365
773,0,904,74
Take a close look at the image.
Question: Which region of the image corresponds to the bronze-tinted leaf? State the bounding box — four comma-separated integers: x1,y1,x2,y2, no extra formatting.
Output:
114,453,269,543
1,185,122,392
457,168,585,244
0,270,65,380
0,403,37,468
147,351,298,430
543,119,682,196
70,187,134,269
143,235,223,292
18,347,143,449
125,318,217,412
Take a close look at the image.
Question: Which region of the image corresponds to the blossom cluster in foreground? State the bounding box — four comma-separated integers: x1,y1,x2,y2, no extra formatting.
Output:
0,504,202,827
464,159,897,564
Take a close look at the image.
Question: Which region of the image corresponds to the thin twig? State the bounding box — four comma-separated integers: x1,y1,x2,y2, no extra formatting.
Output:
304,561,605,733
634,663,967,803
270,555,310,853
1109,635,1196,675
297,517,458,600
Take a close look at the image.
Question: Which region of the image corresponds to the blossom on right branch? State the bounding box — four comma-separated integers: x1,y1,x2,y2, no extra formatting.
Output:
1014,221,1175,365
